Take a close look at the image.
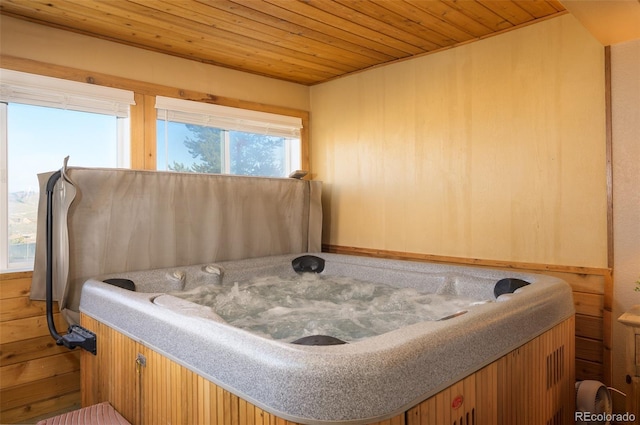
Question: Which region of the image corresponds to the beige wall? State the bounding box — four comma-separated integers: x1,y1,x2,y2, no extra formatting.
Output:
310,14,608,268
1,14,609,268
0,16,309,111
611,38,640,411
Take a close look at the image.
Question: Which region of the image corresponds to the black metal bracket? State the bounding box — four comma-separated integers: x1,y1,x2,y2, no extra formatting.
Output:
45,169,97,355
57,325,97,355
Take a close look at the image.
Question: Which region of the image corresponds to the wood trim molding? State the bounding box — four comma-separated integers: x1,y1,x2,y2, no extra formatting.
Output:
603,46,614,386
0,270,33,280
604,46,614,270
142,94,157,170
0,55,308,117
0,54,310,173
322,244,612,276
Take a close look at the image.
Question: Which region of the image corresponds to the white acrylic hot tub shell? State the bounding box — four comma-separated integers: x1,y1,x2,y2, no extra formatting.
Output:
79,253,574,424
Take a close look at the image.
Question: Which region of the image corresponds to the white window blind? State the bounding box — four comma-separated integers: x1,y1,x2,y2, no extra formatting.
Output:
0,69,135,117
155,96,302,138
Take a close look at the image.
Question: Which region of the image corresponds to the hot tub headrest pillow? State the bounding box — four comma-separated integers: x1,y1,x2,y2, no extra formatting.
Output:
494,278,530,298
103,278,136,292
291,334,347,345
292,255,325,273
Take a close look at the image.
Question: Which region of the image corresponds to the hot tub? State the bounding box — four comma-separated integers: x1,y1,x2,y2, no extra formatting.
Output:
79,253,574,424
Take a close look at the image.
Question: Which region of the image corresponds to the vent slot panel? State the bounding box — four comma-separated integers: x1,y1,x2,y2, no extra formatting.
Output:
547,345,565,389
452,408,475,425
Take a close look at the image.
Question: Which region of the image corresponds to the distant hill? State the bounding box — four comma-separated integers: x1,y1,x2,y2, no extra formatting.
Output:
9,189,39,204
9,190,39,241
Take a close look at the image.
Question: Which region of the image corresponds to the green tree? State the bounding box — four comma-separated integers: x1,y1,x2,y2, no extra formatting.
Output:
170,125,286,177
229,131,285,177
169,125,223,173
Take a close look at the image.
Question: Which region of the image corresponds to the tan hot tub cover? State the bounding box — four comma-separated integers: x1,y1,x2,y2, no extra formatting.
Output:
31,165,322,324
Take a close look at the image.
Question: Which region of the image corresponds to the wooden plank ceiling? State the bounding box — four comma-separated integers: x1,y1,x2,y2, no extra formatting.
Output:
0,0,567,85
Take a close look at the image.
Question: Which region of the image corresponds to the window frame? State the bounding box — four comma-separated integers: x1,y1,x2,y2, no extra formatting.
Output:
156,99,303,177
0,57,310,272
0,102,8,270
0,69,135,271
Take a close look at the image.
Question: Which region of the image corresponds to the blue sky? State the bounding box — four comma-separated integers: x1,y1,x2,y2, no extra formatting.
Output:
156,120,200,171
8,103,117,193
7,103,197,193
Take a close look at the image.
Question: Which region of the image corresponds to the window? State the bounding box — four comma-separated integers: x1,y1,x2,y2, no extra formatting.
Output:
0,69,134,271
156,96,302,177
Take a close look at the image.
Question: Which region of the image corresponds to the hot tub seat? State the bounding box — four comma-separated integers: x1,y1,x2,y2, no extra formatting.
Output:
79,253,575,424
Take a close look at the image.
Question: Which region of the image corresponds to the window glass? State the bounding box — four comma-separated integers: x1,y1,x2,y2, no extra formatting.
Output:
156,96,302,177
157,121,223,174
156,108,301,177
228,131,288,177
3,103,126,271
1,69,134,272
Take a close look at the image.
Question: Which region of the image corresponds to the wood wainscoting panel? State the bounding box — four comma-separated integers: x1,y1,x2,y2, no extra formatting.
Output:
0,272,81,424
406,315,575,425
